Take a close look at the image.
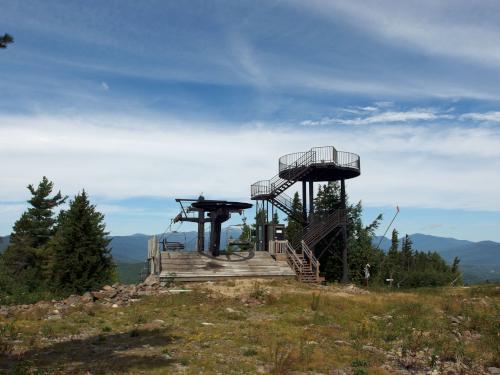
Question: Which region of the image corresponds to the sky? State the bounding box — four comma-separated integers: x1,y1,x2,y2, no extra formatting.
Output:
1,0,500,242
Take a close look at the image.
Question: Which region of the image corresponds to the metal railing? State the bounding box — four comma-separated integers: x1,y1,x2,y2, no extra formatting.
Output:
303,209,347,247
279,146,360,175
251,150,317,199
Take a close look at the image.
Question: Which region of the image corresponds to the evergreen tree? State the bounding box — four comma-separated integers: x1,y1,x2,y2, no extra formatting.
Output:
1,177,66,290
272,211,279,224
47,190,115,294
285,192,303,247
389,229,399,254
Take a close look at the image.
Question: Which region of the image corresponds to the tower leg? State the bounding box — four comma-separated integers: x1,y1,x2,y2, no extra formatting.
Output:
302,180,307,223
309,180,314,219
197,209,205,252
340,179,349,283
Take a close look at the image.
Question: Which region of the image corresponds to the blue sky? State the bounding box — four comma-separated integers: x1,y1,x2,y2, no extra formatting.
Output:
1,0,500,241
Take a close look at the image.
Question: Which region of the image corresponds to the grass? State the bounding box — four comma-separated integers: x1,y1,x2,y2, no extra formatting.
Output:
0,280,499,374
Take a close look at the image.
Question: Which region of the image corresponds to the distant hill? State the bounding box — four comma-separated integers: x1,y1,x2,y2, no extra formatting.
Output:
373,233,500,283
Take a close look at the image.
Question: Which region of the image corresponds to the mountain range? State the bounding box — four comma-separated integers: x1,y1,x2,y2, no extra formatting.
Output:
1,232,499,284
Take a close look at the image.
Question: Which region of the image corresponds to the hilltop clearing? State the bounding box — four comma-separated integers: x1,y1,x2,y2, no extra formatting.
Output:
1,279,499,374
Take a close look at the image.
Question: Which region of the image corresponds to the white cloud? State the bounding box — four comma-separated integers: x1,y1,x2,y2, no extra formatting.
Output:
302,108,446,126
1,114,500,215
298,1,500,68
101,82,110,91
460,111,500,123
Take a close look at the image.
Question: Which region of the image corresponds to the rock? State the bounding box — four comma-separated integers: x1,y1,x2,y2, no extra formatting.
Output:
48,314,62,320
144,275,159,286
334,340,351,346
167,289,192,294
225,307,238,313
81,292,95,303
91,291,107,300
362,345,385,354
111,304,119,308
201,322,215,326
102,285,114,291
488,367,500,375
153,319,165,324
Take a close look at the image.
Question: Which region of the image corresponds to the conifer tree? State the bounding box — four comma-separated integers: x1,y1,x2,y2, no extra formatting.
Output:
1,177,66,289
286,192,303,247
272,211,279,224
47,190,115,294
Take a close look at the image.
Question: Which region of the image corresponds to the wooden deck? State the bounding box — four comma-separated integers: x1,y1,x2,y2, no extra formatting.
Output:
159,251,295,282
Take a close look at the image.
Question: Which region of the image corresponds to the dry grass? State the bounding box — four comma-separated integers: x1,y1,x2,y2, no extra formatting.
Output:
0,280,498,374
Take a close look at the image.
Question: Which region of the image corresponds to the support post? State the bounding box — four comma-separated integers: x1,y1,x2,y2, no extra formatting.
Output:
309,180,314,218
340,179,349,283
302,180,307,223
197,209,205,252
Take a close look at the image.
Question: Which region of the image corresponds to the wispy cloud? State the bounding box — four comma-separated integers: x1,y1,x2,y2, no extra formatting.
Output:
299,1,500,68
302,107,450,126
460,111,500,123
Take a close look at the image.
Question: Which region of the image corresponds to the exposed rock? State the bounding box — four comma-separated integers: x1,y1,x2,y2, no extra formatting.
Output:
488,367,500,375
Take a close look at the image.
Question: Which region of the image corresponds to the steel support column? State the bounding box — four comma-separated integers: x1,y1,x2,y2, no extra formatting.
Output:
302,180,307,223
309,180,314,218
340,179,349,283
197,209,205,252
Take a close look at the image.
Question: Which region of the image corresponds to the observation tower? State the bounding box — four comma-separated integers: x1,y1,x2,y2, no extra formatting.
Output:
250,146,361,282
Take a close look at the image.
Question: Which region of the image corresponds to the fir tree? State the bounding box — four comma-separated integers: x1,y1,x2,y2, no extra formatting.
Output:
285,192,303,247
1,177,66,289
272,211,279,224
47,190,115,294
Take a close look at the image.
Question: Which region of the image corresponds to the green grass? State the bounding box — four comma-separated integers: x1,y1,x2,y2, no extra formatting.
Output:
0,280,498,374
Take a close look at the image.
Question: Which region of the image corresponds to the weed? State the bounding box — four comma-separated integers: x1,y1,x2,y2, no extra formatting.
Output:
250,282,267,301
269,340,296,375
243,348,258,356
351,359,369,375
40,323,54,338
102,325,112,332
310,292,321,311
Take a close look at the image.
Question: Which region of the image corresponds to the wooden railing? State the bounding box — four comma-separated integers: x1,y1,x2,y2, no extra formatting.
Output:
284,241,304,275
301,240,320,281
268,240,288,256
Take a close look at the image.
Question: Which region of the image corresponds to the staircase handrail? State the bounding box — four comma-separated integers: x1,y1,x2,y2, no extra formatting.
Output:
284,241,303,274
303,209,347,247
301,240,320,280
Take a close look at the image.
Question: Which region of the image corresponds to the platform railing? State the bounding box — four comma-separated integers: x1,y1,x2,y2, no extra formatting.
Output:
278,146,360,174
251,150,317,199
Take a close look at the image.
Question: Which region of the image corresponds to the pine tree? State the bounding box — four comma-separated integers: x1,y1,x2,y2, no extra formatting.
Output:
389,229,399,254
47,190,115,294
286,192,303,247
1,177,66,289
272,211,279,224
